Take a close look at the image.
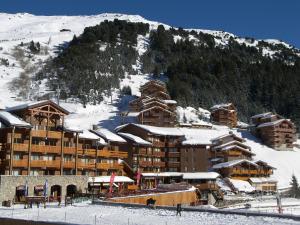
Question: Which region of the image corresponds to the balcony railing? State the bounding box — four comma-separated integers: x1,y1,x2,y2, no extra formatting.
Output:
97,150,128,158
152,151,165,157
139,161,153,167
78,162,95,170
64,147,76,155
78,149,96,156
31,130,62,139
168,152,180,157
167,161,180,167
63,161,75,169
195,183,218,191
152,161,165,167
96,163,123,170
13,159,28,167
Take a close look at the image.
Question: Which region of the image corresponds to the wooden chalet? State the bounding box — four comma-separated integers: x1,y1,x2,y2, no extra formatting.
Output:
137,105,177,127
0,100,128,176
248,177,277,192
251,112,297,150
210,103,237,128
140,80,167,97
209,133,254,165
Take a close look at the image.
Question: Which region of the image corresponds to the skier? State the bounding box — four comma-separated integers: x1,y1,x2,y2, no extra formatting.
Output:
176,203,182,216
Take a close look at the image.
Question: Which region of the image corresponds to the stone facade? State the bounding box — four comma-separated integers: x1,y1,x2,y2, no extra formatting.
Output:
0,175,89,202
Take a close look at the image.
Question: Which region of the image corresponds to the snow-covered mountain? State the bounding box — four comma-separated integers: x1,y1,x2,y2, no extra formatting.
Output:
0,13,299,189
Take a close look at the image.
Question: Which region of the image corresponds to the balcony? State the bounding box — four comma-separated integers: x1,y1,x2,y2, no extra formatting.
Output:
13,159,28,167
78,162,95,170
96,163,123,170
31,130,62,139
31,145,61,154
97,150,128,158
78,149,96,156
45,160,61,168
152,141,165,147
167,161,180,168
152,151,165,157
168,152,180,157
139,161,153,167
153,161,165,167
135,148,147,155
11,143,28,152
64,147,76,155
63,161,75,169
30,160,46,168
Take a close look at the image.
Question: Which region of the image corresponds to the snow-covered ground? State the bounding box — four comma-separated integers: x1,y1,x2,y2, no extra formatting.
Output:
229,197,300,216
0,201,300,225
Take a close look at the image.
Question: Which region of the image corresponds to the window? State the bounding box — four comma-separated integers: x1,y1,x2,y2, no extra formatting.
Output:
31,154,41,160
14,138,22,144
12,170,20,175
30,170,39,176
14,154,21,160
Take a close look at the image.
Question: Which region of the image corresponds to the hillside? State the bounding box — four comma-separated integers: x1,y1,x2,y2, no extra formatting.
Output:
0,13,299,188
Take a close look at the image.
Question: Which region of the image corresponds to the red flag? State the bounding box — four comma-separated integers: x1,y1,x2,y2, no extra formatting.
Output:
136,171,141,186
109,172,116,194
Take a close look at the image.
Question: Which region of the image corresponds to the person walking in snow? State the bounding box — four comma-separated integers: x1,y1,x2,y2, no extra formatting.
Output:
176,203,182,216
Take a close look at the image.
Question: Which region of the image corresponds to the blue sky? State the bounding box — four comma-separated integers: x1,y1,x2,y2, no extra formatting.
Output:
1,0,299,47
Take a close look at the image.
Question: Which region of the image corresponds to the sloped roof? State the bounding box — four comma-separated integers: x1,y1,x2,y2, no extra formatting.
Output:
88,176,134,183
0,111,31,128
213,140,251,150
212,159,258,169
211,133,244,142
210,103,234,111
249,177,278,183
92,128,127,143
118,132,152,146
251,112,273,119
257,119,292,128
139,105,174,115
6,100,69,115
182,172,220,180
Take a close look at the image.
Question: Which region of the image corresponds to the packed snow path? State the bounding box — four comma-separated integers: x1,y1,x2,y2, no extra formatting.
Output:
0,202,300,225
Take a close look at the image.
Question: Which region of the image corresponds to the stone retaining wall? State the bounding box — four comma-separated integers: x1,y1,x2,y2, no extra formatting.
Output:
0,175,89,202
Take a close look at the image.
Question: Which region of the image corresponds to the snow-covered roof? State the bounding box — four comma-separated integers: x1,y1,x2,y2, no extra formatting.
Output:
253,160,276,169
181,128,228,146
220,145,255,155
118,132,152,146
212,159,258,169
210,103,233,111
123,124,184,137
228,178,255,193
6,100,69,114
141,172,183,177
162,100,177,104
92,128,127,143
127,112,140,117
249,177,278,183
251,112,272,119
182,172,220,180
213,141,251,150
139,105,174,115
211,133,244,142
79,130,100,140
88,176,134,183
257,119,291,128
0,111,31,128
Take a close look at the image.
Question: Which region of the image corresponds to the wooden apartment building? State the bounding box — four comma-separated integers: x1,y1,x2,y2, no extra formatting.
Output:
251,112,297,150
128,80,177,127
210,103,237,128
210,133,275,181
0,100,127,176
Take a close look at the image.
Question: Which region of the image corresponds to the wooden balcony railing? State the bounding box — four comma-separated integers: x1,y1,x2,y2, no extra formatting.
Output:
97,150,128,158
63,161,75,169
31,130,62,139
152,141,165,147
30,160,46,167
13,160,28,167
11,143,28,152
168,152,180,157
64,147,76,155
168,161,180,167
45,160,61,168
78,149,96,156
152,151,165,157
139,161,153,167
96,163,122,170
78,162,96,170
31,145,61,154
152,161,166,167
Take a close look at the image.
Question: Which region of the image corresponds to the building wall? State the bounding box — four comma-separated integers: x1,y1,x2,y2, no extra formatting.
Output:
180,146,209,172
0,175,88,203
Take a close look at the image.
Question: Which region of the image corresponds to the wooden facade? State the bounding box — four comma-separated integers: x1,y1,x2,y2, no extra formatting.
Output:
0,101,127,176
116,124,183,173
128,80,177,127
210,103,237,128
251,112,297,150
